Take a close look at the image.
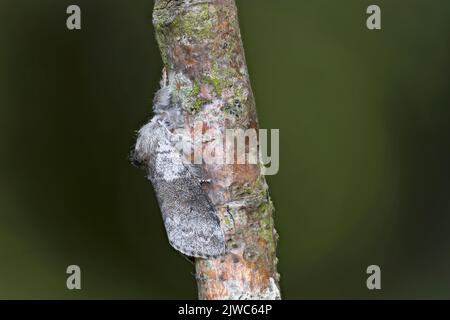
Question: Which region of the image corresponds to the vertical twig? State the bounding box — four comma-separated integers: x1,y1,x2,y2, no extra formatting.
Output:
153,0,280,300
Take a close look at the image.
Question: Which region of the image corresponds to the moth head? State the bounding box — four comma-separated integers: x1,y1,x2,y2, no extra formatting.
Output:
130,149,144,169
132,122,156,168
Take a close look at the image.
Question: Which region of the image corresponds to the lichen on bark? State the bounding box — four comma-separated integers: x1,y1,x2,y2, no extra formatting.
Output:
152,0,281,300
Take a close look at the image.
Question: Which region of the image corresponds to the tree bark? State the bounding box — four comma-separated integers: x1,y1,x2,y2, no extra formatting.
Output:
153,0,281,300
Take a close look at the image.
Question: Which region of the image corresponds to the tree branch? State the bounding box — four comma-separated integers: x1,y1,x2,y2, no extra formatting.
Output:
153,0,281,300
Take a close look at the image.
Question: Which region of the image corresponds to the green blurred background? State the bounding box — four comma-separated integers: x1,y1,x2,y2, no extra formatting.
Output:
0,0,449,299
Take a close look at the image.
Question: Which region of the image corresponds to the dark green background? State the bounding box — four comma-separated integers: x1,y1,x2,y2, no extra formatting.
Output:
1,0,449,299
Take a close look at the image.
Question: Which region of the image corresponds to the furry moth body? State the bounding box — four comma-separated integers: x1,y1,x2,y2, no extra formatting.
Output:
133,75,226,259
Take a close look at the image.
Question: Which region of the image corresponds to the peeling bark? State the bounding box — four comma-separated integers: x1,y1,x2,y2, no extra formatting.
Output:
152,0,281,300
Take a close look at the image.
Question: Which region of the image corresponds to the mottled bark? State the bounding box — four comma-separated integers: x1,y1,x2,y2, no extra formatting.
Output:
153,0,280,300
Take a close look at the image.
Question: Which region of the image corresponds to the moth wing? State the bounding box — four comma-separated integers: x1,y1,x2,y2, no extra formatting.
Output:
155,175,226,259
134,119,225,258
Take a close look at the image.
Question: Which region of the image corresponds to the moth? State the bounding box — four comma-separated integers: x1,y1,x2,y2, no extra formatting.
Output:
132,71,226,259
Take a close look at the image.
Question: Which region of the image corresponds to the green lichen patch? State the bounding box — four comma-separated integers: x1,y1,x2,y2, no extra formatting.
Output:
170,3,214,41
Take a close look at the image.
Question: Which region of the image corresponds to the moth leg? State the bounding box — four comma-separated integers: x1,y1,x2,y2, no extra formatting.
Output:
182,255,195,265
